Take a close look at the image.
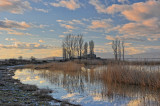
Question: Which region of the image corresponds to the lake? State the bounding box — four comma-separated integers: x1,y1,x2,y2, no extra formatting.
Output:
13,66,160,106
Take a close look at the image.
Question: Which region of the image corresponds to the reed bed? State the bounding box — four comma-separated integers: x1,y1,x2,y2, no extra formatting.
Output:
25,61,83,72
25,60,160,89
73,59,107,65
102,62,160,89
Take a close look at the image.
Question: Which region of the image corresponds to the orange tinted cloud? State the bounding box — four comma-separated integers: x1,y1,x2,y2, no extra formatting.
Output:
60,24,75,29
0,48,62,59
50,0,81,10
88,19,112,29
0,19,30,29
106,1,160,22
0,0,32,14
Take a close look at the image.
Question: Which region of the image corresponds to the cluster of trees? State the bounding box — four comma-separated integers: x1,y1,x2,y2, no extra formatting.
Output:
62,34,94,60
18,56,36,62
112,38,125,61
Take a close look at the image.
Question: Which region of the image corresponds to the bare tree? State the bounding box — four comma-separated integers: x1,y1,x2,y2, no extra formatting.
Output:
77,34,84,58
89,40,94,56
122,41,125,61
112,38,125,61
83,42,88,58
118,40,121,60
62,34,84,59
112,39,118,60
62,42,66,60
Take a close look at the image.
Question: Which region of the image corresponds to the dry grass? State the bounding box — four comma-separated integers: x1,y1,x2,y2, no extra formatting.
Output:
73,59,107,65
102,62,160,89
25,61,83,72
25,60,160,89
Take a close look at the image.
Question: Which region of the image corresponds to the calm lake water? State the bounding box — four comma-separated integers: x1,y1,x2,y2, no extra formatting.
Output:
13,66,160,106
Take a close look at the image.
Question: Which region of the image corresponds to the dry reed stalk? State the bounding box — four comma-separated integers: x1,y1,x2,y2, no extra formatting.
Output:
25,62,83,72
102,62,160,89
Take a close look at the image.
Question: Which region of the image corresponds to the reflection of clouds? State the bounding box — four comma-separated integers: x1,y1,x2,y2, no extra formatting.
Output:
40,80,45,83
91,93,108,101
93,96,103,101
13,68,160,106
35,76,40,80
62,93,85,103
26,76,31,81
127,99,141,106
62,93,78,99
13,76,18,79
14,69,46,85
127,94,158,106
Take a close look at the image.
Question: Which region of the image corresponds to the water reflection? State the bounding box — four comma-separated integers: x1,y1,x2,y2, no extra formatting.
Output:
13,66,160,106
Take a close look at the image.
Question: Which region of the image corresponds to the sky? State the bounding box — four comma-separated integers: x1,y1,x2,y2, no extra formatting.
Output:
0,0,160,59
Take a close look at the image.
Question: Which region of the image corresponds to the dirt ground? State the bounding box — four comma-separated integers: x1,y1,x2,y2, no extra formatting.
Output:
0,66,78,106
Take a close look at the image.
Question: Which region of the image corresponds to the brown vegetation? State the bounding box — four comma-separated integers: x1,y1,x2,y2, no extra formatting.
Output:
25,60,160,90
25,61,83,72
102,62,160,89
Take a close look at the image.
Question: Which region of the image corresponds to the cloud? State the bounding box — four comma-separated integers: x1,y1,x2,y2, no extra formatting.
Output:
30,0,42,3
0,0,32,14
118,0,129,3
89,0,120,14
126,46,146,55
106,35,145,42
5,38,16,41
106,35,115,40
108,1,160,22
118,20,160,40
35,8,48,13
95,45,111,53
89,0,107,13
88,19,112,29
0,19,30,30
0,19,33,36
59,35,65,38
57,19,84,25
0,19,47,36
69,19,84,25
50,0,81,10
6,30,33,36
106,4,130,14
105,1,160,41
57,19,84,30
0,42,51,49
39,40,45,43
32,24,49,29
0,48,62,59
49,30,54,32
63,30,73,34
60,24,75,29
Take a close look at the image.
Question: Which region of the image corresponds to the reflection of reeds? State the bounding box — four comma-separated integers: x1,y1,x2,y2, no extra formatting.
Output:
103,83,160,105
25,62,83,72
23,60,160,105
102,62,160,89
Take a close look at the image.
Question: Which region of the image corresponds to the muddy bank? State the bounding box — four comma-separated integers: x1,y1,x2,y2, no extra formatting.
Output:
0,66,79,106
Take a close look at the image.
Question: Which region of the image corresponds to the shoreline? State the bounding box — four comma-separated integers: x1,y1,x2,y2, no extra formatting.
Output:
0,66,79,106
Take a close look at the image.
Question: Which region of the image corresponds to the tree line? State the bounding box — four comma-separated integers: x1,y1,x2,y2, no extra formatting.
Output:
62,34,94,60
